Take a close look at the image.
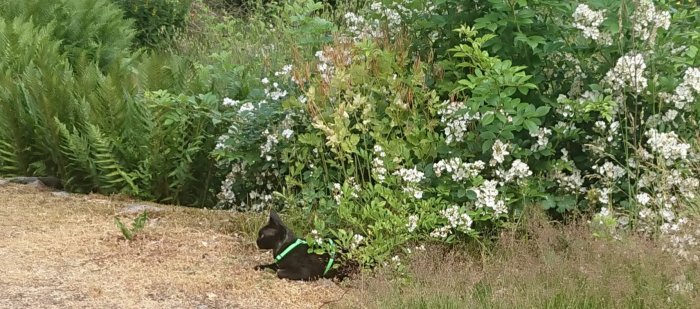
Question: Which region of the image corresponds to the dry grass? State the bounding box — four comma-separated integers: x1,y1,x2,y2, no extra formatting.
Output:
341,210,700,309
0,183,347,308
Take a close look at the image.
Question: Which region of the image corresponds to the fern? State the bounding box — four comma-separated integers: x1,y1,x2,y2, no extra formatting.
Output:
0,139,19,175
86,124,139,194
114,211,149,241
0,0,135,69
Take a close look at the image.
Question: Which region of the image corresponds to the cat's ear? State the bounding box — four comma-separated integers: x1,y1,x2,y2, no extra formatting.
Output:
269,210,283,227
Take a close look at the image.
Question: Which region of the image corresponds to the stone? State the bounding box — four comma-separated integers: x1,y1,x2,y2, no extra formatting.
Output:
119,204,163,214
51,191,71,198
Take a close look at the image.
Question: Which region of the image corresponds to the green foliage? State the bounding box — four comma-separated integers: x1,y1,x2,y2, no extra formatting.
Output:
2,0,700,274
0,11,245,205
216,27,548,266
0,0,135,68
114,211,150,240
116,0,192,47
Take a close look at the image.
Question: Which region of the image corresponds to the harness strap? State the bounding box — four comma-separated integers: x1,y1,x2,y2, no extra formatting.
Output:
274,238,336,276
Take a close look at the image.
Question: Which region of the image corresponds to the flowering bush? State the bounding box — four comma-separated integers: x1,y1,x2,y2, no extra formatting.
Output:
211,0,700,267
214,25,551,267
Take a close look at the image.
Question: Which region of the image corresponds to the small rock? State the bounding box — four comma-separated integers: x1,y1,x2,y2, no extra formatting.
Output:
0,179,7,185
26,180,47,188
51,191,70,198
119,204,163,214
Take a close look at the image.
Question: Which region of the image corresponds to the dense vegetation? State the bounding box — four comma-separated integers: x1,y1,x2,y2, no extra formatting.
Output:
1,0,699,282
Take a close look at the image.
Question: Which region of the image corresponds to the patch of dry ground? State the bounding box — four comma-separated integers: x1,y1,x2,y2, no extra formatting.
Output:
0,184,348,308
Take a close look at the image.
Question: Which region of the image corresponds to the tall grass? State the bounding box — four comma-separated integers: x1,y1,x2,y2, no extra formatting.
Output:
342,209,700,308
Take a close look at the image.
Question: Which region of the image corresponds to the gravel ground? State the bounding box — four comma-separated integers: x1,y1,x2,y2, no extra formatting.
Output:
0,183,351,309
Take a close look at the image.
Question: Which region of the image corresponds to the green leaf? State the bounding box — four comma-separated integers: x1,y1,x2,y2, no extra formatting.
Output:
482,112,495,125
524,119,539,132
534,106,550,117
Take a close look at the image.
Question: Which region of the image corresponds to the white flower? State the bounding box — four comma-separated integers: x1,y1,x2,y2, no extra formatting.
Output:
438,100,480,144
439,206,473,230
473,180,507,215
645,129,691,164
490,140,510,166
598,188,610,204
498,159,532,183
662,109,679,122
393,167,425,184
668,67,700,110
261,77,269,84
239,102,256,113
259,129,279,161
274,64,293,77
531,127,552,151
631,0,671,42
311,229,322,243
282,129,294,139
223,97,240,107
604,53,647,94
434,158,485,181
406,215,419,233
412,189,423,199
661,208,675,222
572,4,611,45
595,161,626,181
636,192,651,206
430,226,451,238
639,207,654,219
351,234,364,249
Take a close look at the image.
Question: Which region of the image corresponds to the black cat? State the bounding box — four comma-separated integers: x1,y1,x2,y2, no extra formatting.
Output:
254,210,346,281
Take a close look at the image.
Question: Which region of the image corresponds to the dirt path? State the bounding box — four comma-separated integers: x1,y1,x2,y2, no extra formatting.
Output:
0,183,348,308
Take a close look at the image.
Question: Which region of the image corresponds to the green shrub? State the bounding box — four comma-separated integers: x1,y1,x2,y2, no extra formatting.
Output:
0,0,135,68
214,26,549,266
116,0,192,47
0,14,246,204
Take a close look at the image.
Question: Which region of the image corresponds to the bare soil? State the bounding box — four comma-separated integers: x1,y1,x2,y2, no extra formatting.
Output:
0,183,348,309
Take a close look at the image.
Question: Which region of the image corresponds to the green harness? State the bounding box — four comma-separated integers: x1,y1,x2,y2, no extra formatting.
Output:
274,239,336,276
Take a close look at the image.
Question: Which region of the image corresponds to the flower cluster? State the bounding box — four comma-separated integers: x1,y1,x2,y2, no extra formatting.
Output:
551,150,587,194
666,67,700,110
440,206,473,230
490,139,510,166
631,0,670,43
530,127,552,151
406,214,419,233
217,163,277,211
351,234,365,250
372,145,387,182
437,100,480,144
497,159,533,184
260,129,279,161
223,97,240,107
311,229,323,244
344,12,381,41
572,4,611,45
645,129,691,164
393,166,425,199
433,158,485,181
343,1,437,41
430,205,474,239
604,53,647,94
473,180,507,216
315,47,352,84
594,161,626,181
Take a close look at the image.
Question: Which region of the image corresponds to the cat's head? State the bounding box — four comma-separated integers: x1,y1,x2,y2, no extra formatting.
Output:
256,210,293,250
